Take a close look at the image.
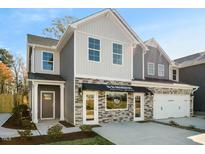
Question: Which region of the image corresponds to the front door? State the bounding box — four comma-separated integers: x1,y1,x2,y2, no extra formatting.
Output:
41,91,55,120
83,91,98,125
134,93,144,121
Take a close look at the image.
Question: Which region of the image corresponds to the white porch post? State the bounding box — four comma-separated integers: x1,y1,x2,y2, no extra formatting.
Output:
60,84,65,121
33,83,38,123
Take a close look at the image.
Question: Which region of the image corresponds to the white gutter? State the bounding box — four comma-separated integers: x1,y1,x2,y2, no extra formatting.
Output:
28,79,65,84
132,80,199,89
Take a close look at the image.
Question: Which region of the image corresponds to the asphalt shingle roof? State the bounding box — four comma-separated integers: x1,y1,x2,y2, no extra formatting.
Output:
174,51,205,67
28,73,65,81
27,34,59,47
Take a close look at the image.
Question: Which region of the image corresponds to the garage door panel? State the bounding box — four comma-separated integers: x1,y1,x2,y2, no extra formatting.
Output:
153,94,190,119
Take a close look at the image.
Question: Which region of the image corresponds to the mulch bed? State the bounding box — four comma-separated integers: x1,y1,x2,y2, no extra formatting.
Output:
59,121,75,128
0,131,97,145
2,114,37,130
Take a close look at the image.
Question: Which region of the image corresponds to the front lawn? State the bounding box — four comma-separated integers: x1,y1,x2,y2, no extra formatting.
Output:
48,135,114,145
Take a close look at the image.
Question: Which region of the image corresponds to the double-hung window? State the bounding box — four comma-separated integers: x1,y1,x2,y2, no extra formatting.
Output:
42,52,54,71
113,43,122,65
148,62,155,75
158,64,164,77
88,37,100,62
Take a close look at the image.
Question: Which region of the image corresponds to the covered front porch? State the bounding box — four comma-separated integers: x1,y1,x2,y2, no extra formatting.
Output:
30,79,65,123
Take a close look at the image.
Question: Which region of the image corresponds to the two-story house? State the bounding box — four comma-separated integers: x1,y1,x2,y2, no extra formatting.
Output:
27,9,198,126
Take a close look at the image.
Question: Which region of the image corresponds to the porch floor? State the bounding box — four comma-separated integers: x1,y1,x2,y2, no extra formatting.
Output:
0,113,80,139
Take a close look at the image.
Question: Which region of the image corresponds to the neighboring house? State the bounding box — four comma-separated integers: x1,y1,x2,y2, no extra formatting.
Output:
174,51,205,114
27,9,198,126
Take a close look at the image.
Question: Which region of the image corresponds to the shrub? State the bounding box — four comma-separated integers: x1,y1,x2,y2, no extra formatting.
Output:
47,124,63,140
169,120,179,126
21,119,32,128
17,130,33,139
12,104,29,117
80,125,92,132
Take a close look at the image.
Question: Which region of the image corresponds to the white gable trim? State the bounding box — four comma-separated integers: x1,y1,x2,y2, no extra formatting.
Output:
145,38,174,65
57,9,147,52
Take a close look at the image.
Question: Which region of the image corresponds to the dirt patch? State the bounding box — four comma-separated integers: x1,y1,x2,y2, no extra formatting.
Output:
0,131,97,145
59,121,74,128
2,114,36,130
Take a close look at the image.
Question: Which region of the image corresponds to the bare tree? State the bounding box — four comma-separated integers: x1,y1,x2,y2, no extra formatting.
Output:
43,16,78,39
12,55,28,106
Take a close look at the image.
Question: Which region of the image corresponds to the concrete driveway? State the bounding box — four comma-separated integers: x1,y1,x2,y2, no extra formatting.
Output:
93,122,201,145
156,116,205,130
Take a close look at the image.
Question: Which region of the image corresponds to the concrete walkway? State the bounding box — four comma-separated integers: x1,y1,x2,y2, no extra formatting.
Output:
36,120,80,135
0,113,20,138
156,117,205,130
0,113,80,139
93,122,201,145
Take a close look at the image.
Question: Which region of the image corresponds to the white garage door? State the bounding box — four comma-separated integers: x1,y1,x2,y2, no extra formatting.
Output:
153,94,190,119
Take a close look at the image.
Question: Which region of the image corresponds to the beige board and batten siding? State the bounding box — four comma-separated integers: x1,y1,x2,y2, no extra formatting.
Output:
75,13,133,81
33,46,60,75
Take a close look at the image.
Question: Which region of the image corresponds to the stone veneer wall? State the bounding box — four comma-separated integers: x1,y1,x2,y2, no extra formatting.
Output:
75,77,193,126
75,77,135,126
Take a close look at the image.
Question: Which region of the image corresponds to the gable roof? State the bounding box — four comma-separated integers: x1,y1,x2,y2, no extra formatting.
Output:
144,38,173,64
27,34,58,47
174,51,205,68
56,9,148,51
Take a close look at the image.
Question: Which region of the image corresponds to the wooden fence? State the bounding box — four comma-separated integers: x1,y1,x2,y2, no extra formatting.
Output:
0,94,28,113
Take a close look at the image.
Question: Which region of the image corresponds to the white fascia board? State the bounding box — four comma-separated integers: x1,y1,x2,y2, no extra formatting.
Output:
28,79,65,84
132,80,199,89
71,9,110,27
56,26,75,52
27,43,56,50
111,9,148,51
75,74,131,82
177,61,205,68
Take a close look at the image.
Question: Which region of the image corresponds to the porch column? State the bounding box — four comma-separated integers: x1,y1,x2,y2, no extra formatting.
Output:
33,83,38,123
60,84,65,121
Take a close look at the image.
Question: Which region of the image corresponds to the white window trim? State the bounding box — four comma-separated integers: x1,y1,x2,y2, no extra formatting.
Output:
40,91,55,120
133,93,144,121
112,42,123,66
87,36,101,63
83,91,99,125
148,62,155,76
172,69,179,81
105,91,128,111
41,51,54,72
158,64,165,77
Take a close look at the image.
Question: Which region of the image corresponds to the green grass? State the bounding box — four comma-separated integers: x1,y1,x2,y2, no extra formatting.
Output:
48,135,114,145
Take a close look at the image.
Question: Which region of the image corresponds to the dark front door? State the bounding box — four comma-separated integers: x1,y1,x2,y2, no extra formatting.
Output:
41,91,55,120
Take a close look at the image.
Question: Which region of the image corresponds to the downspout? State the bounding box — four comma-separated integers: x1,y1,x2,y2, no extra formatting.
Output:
142,47,147,80
191,87,199,116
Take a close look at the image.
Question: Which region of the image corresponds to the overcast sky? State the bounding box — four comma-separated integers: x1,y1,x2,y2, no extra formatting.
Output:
0,8,205,60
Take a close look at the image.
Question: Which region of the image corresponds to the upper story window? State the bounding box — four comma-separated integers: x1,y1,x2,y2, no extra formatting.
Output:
148,62,155,76
172,69,177,81
158,64,164,77
88,37,100,62
42,52,54,71
113,43,122,65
